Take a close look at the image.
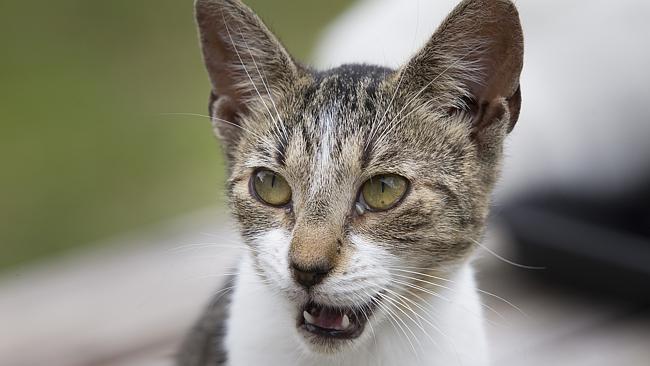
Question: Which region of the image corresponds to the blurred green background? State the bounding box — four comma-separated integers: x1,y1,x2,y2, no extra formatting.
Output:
0,0,352,271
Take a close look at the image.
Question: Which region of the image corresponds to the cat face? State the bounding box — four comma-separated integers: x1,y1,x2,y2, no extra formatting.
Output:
196,0,522,354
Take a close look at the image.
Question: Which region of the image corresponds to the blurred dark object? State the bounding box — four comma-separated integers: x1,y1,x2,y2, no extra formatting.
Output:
500,176,650,302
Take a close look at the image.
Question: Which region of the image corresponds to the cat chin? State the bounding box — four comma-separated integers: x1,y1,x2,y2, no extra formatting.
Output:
295,328,360,354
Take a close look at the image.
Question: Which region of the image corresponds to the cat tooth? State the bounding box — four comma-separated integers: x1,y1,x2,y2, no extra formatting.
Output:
341,314,350,329
355,203,365,216
303,310,316,325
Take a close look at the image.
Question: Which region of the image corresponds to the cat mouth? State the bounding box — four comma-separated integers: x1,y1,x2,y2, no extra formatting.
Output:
297,300,376,340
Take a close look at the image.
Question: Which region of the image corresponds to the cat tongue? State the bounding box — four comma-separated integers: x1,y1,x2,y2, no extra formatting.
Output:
303,308,350,330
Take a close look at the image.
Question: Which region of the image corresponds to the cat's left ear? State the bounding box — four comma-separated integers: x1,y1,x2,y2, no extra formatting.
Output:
400,0,523,138
195,0,300,156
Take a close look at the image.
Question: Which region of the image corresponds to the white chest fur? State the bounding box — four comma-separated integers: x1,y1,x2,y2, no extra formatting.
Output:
224,255,488,366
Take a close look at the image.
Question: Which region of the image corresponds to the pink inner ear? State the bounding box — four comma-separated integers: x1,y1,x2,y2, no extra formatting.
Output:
468,82,520,142
470,99,506,140
506,85,522,132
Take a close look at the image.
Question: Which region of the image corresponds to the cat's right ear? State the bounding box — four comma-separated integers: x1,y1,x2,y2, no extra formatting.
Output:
195,0,299,154
399,0,523,140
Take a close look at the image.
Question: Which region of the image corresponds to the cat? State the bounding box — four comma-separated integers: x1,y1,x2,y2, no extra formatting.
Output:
177,0,523,365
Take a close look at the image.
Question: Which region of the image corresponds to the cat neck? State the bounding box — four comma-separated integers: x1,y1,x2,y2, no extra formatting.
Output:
224,255,488,366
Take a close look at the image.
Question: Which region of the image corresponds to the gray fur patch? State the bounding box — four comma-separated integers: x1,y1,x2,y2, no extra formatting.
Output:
176,276,234,366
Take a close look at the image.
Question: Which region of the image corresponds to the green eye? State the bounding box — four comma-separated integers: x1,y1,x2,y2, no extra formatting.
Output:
361,174,408,211
252,169,292,207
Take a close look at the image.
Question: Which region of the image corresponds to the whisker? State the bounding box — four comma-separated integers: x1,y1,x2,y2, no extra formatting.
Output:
380,284,464,365
376,292,426,357
470,237,546,270
365,65,408,150
370,44,484,148
374,101,439,145
390,277,451,303
167,243,276,260
222,15,277,126
159,112,283,155
167,242,245,252
237,27,289,143
378,291,433,348
354,289,378,348
370,295,419,356
386,266,525,316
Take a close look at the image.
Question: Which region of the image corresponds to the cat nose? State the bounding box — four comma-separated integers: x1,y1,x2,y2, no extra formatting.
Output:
291,263,331,288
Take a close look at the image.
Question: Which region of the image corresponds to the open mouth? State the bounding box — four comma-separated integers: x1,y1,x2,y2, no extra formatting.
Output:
297,301,375,340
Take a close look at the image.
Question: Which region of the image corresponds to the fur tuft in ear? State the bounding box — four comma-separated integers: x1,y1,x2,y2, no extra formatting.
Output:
400,0,524,137
195,0,299,157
